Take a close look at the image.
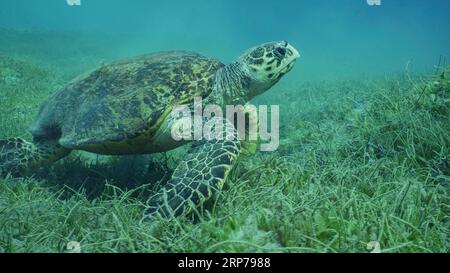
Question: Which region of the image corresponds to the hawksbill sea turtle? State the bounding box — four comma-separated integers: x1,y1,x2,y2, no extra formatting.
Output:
0,41,300,217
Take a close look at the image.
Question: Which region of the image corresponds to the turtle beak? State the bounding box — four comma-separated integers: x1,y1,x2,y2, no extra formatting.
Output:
286,43,300,61
279,42,300,74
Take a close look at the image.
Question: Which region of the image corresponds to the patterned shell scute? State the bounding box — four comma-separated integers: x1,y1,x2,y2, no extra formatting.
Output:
44,51,223,147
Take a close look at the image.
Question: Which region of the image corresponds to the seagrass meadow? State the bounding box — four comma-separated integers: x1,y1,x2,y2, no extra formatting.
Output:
0,0,449,253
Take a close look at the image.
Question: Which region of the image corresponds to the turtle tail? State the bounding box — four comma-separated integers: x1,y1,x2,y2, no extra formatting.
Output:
0,138,71,177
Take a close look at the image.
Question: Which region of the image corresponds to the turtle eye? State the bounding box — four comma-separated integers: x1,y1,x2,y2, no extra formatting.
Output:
274,47,287,58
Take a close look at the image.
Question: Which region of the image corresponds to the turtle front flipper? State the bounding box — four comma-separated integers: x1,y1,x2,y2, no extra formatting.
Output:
146,118,241,217
0,138,71,177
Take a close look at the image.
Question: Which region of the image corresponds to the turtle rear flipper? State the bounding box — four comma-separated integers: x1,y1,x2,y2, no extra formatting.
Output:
0,138,71,177
146,118,241,217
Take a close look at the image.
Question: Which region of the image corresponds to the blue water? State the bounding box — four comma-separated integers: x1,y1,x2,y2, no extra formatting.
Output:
0,1,449,253
0,0,449,81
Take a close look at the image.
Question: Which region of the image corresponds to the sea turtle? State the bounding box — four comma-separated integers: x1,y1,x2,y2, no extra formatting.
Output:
0,41,300,217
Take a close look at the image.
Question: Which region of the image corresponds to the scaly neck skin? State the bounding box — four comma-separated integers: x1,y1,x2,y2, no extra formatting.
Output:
205,62,254,107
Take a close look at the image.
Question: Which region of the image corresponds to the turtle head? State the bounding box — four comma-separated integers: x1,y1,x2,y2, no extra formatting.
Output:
238,41,300,97
217,41,300,104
